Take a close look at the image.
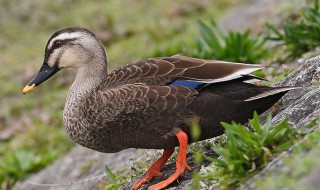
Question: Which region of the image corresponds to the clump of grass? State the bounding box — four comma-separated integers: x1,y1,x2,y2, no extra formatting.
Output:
254,120,320,190
190,21,269,64
0,149,60,189
152,20,269,64
0,117,73,189
200,112,297,189
104,157,150,190
267,1,320,62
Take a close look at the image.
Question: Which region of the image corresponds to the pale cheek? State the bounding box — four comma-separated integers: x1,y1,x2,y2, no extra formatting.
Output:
59,51,80,68
47,51,59,67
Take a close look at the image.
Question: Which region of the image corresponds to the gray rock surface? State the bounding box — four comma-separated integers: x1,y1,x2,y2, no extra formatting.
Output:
236,56,320,190
220,0,294,33
271,57,320,128
15,147,144,190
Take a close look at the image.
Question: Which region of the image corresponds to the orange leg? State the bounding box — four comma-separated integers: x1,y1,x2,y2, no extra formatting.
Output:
131,148,175,190
148,130,191,190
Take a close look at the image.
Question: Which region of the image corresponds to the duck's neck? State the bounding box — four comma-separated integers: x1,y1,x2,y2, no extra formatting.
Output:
64,58,107,120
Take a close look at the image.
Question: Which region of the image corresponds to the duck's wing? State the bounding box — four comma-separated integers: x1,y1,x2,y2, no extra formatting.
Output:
82,83,198,149
84,83,197,118
101,55,264,89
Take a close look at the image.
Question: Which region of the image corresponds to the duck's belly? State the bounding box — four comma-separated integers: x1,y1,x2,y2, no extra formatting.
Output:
65,112,191,153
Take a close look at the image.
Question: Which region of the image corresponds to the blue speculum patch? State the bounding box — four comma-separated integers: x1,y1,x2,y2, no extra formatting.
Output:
169,80,205,89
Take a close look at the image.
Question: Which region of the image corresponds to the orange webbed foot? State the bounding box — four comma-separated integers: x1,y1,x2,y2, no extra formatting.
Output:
148,130,191,190
130,148,174,190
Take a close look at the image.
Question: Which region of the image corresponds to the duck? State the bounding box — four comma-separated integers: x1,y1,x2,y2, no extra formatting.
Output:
22,26,296,190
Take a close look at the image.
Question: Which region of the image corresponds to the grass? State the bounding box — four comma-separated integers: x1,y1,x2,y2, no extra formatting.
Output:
194,113,313,189
266,0,320,62
153,20,270,64
104,156,152,190
191,116,319,190
0,122,72,190
190,21,269,64
255,122,320,190
153,1,320,64
0,150,57,188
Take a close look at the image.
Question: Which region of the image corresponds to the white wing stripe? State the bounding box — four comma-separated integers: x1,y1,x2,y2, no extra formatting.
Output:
184,67,263,83
245,87,300,101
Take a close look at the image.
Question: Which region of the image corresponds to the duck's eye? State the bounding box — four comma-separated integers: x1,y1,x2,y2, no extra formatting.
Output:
54,41,62,46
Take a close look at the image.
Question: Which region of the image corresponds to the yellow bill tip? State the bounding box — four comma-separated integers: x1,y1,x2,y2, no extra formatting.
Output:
22,84,36,94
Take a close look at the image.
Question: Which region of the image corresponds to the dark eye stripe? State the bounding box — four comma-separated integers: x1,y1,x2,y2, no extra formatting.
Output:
51,38,76,48
45,38,77,61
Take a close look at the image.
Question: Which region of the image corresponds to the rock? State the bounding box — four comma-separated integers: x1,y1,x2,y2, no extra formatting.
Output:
270,57,320,128
236,56,320,190
220,0,292,33
14,146,143,190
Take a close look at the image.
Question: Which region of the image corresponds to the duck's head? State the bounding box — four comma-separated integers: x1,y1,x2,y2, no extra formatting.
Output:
22,26,106,94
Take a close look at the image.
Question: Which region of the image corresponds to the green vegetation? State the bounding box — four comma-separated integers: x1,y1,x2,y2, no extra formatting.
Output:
0,150,57,188
153,20,269,64
0,124,72,189
154,1,320,65
190,116,319,190
198,113,299,189
256,123,320,190
104,156,151,190
191,21,269,64
267,1,320,62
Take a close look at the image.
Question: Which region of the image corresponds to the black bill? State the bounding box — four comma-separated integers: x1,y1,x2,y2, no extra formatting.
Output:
22,62,60,94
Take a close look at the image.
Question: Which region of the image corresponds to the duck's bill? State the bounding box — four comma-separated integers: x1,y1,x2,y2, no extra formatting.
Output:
22,62,60,94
